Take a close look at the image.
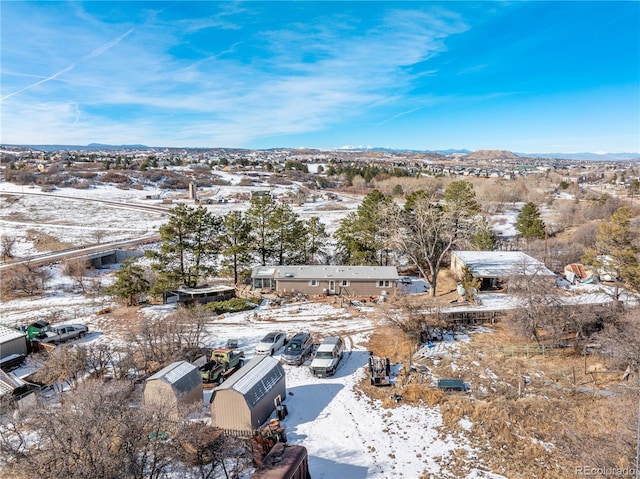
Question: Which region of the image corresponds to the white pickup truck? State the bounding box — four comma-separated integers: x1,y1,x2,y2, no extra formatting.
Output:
309,336,344,377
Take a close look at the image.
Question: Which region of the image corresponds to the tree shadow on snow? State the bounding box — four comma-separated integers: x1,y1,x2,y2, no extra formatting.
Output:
307,454,369,479
282,383,344,442
330,350,370,379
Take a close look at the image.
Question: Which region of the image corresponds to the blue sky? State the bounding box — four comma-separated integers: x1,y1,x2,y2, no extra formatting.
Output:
1,1,638,153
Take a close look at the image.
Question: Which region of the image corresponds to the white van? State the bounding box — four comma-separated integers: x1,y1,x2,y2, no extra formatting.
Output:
309,336,344,377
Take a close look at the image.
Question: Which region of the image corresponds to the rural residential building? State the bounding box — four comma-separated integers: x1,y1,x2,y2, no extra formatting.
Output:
210,355,286,433
144,361,203,418
251,265,398,297
450,251,556,290
163,285,235,305
0,325,28,364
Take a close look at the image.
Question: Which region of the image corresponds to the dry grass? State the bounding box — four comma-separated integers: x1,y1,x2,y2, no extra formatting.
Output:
26,229,73,252
362,312,639,478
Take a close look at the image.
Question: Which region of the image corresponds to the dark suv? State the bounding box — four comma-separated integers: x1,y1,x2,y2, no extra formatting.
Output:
281,332,313,365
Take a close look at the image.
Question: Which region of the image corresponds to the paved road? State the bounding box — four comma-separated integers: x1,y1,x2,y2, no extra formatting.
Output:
0,190,167,271
0,233,160,271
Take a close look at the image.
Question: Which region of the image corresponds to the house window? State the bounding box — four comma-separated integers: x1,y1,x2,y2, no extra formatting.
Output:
377,280,390,288
309,280,319,287
340,280,350,287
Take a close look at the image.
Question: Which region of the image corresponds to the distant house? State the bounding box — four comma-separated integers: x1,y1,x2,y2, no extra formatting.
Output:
144,361,203,419
251,265,399,297
163,285,236,306
210,355,286,433
450,251,556,290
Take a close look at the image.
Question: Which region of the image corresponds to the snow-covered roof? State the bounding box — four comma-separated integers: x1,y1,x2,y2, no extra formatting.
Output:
174,285,235,294
252,265,399,280
147,360,201,393
0,324,25,344
217,355,285,408
452,251,555,278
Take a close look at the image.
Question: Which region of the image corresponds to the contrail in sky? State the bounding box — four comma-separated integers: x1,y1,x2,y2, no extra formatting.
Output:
0,28,134,102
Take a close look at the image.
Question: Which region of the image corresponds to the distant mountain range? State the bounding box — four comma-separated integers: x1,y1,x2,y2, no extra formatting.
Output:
522,152,640,162
14,143,150,152
4,143,639,161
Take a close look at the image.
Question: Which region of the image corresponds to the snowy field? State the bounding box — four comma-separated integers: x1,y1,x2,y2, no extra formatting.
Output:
0,175,359,256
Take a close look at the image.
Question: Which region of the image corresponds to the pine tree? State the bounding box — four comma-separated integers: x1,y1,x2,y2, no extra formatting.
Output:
146,204,222,289
335,189,391,265
304,216,330,264
106,258,149,306
582,206,640,304
246,195,277,266
220,211,252,284
515,202,546,240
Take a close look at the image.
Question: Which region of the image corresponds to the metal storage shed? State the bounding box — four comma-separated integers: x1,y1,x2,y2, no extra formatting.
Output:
0,325,28,361
144,361,203,417
450,251,555,290
210,355,286,433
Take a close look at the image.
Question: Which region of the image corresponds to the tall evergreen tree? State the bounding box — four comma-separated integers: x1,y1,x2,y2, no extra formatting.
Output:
515,202,546,240
304,216,330,264
146,204,222,289
582,206,640,304
269,203,306,265
246,195,277,266
106,258,149,306
220,211,253,284
335,190,392,265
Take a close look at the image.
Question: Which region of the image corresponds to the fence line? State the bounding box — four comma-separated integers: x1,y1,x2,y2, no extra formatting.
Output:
495,343,570,358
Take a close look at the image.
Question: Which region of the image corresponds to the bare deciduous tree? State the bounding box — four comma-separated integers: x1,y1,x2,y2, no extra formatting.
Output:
596,306,640,383
1,234,17,261
1,262,50,296
0,378,254,479
128,305,211,374
63,257,91,293
506,260,565,345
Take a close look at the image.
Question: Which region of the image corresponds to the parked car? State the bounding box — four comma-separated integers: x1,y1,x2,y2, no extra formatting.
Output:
281,332,313,365
33,324,88,344
255,332,287,356
310,336,344,377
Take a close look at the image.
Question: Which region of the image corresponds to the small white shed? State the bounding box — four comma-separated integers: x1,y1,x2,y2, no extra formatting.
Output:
210,355,286,433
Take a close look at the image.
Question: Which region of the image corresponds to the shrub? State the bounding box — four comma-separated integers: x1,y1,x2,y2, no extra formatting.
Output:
206,297,260,315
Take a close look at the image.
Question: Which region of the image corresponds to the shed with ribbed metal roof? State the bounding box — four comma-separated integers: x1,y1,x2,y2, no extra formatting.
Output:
0,324,27,362
144,360,203,417
210,355,285,433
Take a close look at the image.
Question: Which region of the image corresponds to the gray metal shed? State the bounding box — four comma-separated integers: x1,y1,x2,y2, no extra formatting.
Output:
210,355,286,433
144,361,203,417
0,325,28,361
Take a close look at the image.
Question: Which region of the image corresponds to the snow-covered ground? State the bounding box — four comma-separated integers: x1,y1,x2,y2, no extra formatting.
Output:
3,176,631,478
0,280,505,479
